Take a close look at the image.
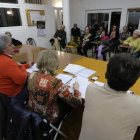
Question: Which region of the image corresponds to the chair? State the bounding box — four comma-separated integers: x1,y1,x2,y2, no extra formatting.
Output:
66,36,80,54
9,96,69,140
26,38,36,46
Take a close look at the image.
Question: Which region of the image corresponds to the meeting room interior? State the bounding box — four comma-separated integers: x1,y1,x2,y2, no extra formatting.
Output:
0,0,140,140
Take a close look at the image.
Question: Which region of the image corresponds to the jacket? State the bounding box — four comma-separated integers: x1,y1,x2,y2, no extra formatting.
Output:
9,96,50,140
12,38,22,46
80,34,93,47
71,28,80,37
0,93,10,140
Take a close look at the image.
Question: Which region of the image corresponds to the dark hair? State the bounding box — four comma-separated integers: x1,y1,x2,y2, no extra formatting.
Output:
106,54,140,91
111,25,118,31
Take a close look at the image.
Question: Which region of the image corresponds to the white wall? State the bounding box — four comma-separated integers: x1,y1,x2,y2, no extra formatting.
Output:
51,0,62,7
70,0,140,32
0,0,55,49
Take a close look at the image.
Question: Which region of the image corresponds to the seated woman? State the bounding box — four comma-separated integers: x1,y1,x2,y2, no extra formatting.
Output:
27,50,82,123
0,35,33,103
118,26,131,52
96,25,104,38
96,30,109,61
109,25,119,52
77,27,93,57
123,30,140,58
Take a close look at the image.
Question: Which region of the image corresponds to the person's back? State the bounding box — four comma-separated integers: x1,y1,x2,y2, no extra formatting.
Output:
79,83,140,140
79,54,140,140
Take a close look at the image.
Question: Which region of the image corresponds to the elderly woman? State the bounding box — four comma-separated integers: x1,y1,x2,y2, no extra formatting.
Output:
123,30,140,58
0,34,33,103
77,27,93,57
27,50,82,122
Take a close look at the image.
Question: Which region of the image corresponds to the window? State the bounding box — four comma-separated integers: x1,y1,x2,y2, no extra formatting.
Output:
86,9,122,33
127,9,140,30
0,0,18,4
24,0,48,5
0,8,22,27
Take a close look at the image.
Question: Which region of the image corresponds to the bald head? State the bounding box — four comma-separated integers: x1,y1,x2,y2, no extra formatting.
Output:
61,25,65,31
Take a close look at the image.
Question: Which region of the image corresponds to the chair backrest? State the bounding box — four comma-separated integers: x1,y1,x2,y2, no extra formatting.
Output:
71,36,80,44
26,38,36,46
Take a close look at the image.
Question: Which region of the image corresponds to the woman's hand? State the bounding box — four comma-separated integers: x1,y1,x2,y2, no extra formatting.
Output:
130,92,137,95
73,82,79,90
16,62,21,66
28,61,34,67
129,44,133,49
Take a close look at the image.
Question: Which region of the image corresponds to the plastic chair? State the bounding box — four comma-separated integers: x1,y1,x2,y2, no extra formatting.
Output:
66,36,80,54
26,38,36,46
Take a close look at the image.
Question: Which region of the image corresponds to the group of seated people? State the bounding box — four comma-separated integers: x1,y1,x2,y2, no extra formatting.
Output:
52,23,140,61
1,31,140,140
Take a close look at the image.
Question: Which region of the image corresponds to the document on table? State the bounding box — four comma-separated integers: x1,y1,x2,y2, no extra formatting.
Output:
68,77,89,99
56,74,73,85
94,81,132,94
63,64,85,75
26,63,39,73
76,68,96,78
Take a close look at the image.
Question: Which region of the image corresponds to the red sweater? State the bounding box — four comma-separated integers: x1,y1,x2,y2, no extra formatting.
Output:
0,54,30,97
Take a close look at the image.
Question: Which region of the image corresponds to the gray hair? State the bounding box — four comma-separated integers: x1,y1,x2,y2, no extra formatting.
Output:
37,50,59,75
134,30,140,36
0,34,11,54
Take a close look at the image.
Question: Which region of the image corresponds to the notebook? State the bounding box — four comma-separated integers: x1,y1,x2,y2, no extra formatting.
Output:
63,64,85,75
56,74,73,85
26,63,39,73
76,68,96,78
68,76,89,99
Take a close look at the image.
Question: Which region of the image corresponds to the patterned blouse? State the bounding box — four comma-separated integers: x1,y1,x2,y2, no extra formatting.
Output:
27,71,82,122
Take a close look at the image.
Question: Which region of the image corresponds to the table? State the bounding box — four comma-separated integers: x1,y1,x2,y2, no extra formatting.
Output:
56,57,140,95
12,45,140,139
13,44,84,69
56,57,140,140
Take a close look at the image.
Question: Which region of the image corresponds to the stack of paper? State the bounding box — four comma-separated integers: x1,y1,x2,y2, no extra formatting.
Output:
56,74,73,85
63,64,85,75
68,77,89,99
94,81,132,94
26,63,39,73
76,68,96,78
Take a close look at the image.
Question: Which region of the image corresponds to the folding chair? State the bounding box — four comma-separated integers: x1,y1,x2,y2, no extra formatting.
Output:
26,38,36,46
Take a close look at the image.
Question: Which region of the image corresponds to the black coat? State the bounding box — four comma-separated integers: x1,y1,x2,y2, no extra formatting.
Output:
0,93,10,140
71,28,80,37
9,96,50,140
12,38,22,46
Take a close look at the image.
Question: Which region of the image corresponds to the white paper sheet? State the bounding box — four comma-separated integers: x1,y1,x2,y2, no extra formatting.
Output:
37,29,46,36
69,77,88,99
26,63,39,73
30,11,40,24
94,81,105,86
56,74,73,85
76,68,96,78
63,64,85,75
39,15,45,20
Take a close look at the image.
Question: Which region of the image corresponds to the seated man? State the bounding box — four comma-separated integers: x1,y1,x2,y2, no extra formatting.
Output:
88,25,95,40
71,23,80,42
0,34,33,104
53,25,66,51
5,32,22,46
118,26,131,52
77,27,93,57
79,54,140,140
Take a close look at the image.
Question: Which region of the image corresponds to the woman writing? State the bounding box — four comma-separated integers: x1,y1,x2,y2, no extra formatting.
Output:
27,50,82,122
